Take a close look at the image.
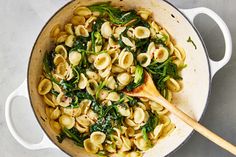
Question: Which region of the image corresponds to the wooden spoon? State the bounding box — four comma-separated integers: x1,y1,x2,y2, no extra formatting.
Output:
124,71,236,155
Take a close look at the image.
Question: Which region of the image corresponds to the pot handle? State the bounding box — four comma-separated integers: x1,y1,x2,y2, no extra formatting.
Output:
180,7,232,78
5,79,57,150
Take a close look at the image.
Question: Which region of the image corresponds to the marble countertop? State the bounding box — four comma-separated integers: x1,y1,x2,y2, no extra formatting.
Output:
0,0,235,156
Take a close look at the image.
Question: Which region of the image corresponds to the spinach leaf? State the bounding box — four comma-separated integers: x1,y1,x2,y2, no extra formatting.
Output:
43,51,55,75
60,127,88,147
76,91,94,100
126,65,144,91
141,111,159,141
89,2,139,25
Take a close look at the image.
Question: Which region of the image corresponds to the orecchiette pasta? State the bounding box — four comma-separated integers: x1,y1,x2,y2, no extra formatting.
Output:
38,79,52,95
55,45,67,59
39,3,186,156
75,25,89,37
134,26,150,39
59,115,75,129
69,51,81,66
94,53,111,70
101,21,113,39
74,7,92,17
137,53,151,67
78,73,88,89
118,51,134,69
117,72,132,86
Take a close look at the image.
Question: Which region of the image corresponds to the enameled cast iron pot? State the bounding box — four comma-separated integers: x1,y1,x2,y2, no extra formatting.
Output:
5,0,232,156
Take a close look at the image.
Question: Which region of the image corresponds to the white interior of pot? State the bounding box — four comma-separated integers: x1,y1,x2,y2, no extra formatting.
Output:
28,0,210,156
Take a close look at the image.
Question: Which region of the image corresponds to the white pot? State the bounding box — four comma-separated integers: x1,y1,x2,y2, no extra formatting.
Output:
5,0,232,156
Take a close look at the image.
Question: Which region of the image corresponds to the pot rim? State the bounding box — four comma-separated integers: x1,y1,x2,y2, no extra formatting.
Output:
27,0,212,156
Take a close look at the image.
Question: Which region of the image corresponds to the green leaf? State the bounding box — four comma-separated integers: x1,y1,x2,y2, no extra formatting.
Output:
89,2,140,25
134,65,144,84
126,65,144,91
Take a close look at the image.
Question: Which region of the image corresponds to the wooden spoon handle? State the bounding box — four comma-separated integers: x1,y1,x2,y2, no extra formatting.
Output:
150,95,236,155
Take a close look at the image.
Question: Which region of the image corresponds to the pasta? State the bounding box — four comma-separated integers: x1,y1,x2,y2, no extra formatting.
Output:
38,3,186,157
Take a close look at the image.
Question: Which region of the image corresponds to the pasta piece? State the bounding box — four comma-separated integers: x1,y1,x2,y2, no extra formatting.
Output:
174,45,186,61
161,123,176,137
65,35,75,47
49,120,61,134
90,131,106,145
108,37,119,48
134,26,150,39
79,99,92,115
117,103,131,117
85,16,97,32
69,51,82,66
59,115,75,129
50,24,61,38
106,76,117,90
120,136,131,151
75,25,89,37
151,21,160,33
56,92,72,107
75,123,88,133
134,107,145,124
166,78,181,92
45,107,54,118
127,65,136,74
125,118,136,127
137,53,151,67
71,15,85,25
110,135,123,149
94,53,111,70
117,72,132,86
84,139,99,154
134,137,149,151
105,144,116,153
87,109,98,121
111,65,126,73
64,23,74,35
127,28,135,39
86,79,98,95
52,82,61,93
74,7,92,17
101,22,113,39
126,127,135,137
149,101,164,112
66,66,74,81
153,47,169,63
115,26,126,36
106,92,120,101
153,124,164,139
86,70,100,81
43,94,55,108
56,32,68,43
118,51,134,69
137,9,152,20
62,107,81,117
76,115,91,128
146,42,156,58
121,36,135,47
50,107,61,120
38,78,52,95
160,115,171,127
99,64,112,78
56,62,68,78
53,54,65,65
78,73,88,89
55,45,67,59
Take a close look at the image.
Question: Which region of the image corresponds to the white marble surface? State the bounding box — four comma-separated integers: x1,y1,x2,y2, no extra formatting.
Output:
0,0,235,157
